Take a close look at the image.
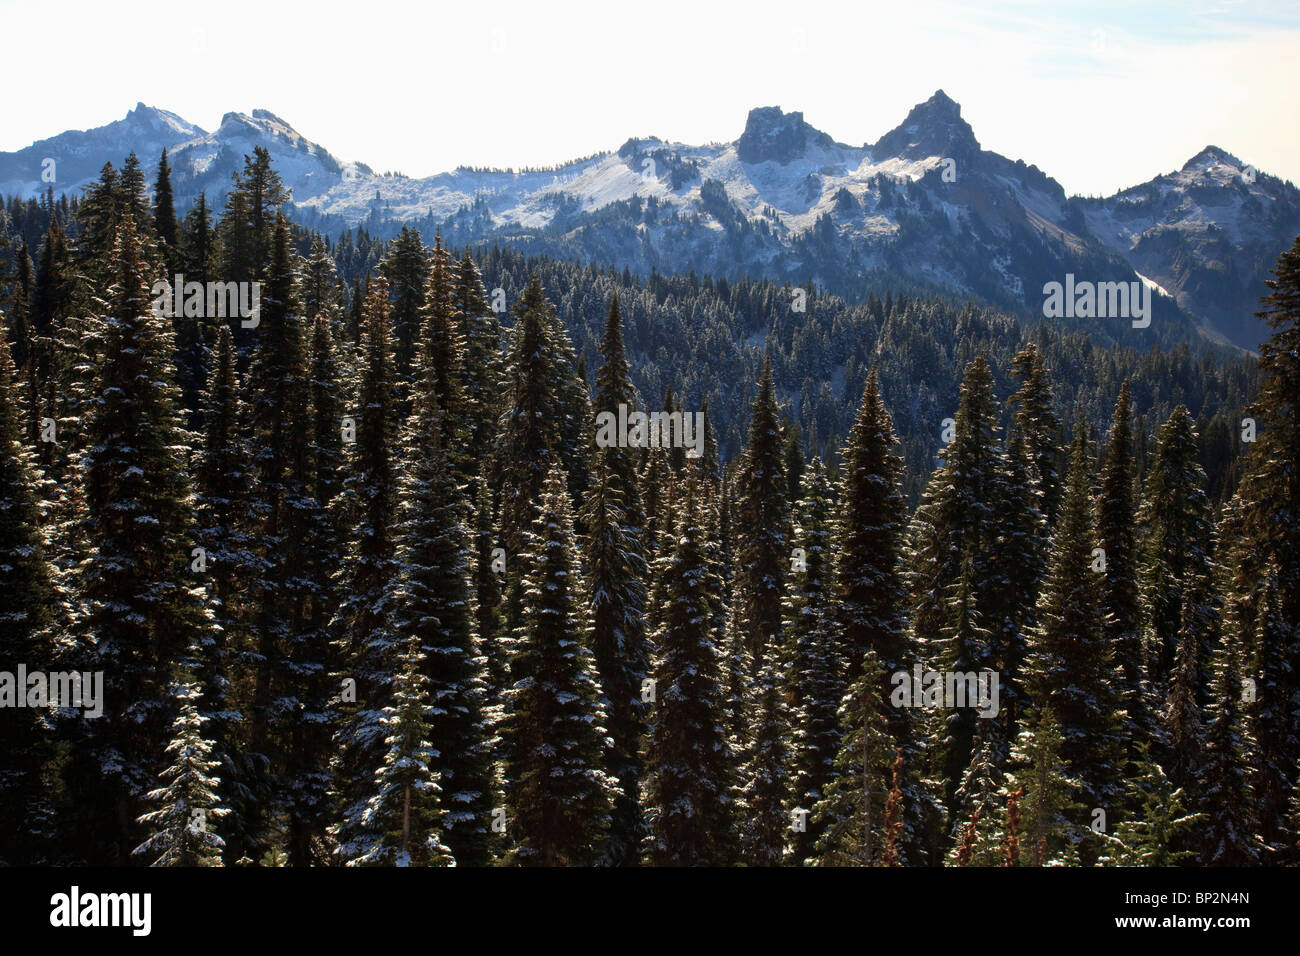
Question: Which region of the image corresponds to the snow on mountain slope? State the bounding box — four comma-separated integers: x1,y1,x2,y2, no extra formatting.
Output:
1079,146,1300,350
3,92,1296,350
0,103,204,197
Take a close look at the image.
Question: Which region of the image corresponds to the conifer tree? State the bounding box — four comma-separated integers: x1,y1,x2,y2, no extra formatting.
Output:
836,370,909,684
1200,634,1262,865
1287,759,1300,865
68,214,214,864
472,480,507,736
1232,235,1300,850
1097,381,1152,752
496,278,560,566
987,428,1046,732
331,278,404,865
1008,343,1061,522
1024,420,1123,828
503,463,615,865
390,325,495,864
153,149,180,275
1248,568,1300,858
117,153,154,239
180,192,216,284
543,293,593,503
134,681,230,867
1163,597,1206,799
378,225,427,386
191,324,256,858
1138,406,1216,693
907,355,1005,761
452,251,503,468
784,459,841,864
0,330,60,864
945,730,1006,866
812,650,896,865
833,370,929,857
933,562,999,810
592,294,645,530
279,314,347,866
239,213,305,861
645,471,735,865
1007,708,1079,866
738,646,790,866
218,147,288,284
581,455,649,865
77,162,122,280
300,235,345,328
1097,750,1200,866
421,233,469,461
734,357,789,665
349,635,454,867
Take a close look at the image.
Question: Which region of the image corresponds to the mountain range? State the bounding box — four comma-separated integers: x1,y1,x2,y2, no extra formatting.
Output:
3,92,1296,351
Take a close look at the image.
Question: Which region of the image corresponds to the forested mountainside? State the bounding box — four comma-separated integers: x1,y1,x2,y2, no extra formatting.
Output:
1,145,1297,869
2,177,1257,505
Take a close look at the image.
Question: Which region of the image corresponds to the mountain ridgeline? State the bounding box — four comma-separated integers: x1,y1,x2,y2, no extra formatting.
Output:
2,92,1297,351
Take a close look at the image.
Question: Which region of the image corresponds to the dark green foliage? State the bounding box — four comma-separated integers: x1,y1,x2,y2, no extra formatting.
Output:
645,471,735,865
503,464,615,865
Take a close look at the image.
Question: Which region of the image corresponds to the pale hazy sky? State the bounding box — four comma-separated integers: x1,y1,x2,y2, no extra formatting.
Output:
4,0,1298,196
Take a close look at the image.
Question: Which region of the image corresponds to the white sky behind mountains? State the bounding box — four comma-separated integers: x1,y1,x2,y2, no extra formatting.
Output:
4,0,1298,196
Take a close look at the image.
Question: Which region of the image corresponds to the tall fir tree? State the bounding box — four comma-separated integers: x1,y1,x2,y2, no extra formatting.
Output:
1247,567,1300,858
0,330,61,864
1200,633,1262,865
811,650,897,865
330,278,403,865
133,680,230,867
152,149,180,275
1006,708,1079,866
191,324,257,861
1232,234,1300,842
1024,420,1123,842
279,314,347,866
1008,343,1062,522
738,645,790,866
784,458,842,864
218,147,288,286
378,224,427,388
907,354,1007,810
645,470,736,865
583,292,650,865
349,634,454,867
1138,406,1216,695
734,357,789,665
1096,380,1153,756
503,463,616,865
390,332,495,864
239,213,306,862
452,251,503,469
67,214,214,864
581,456,649,865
